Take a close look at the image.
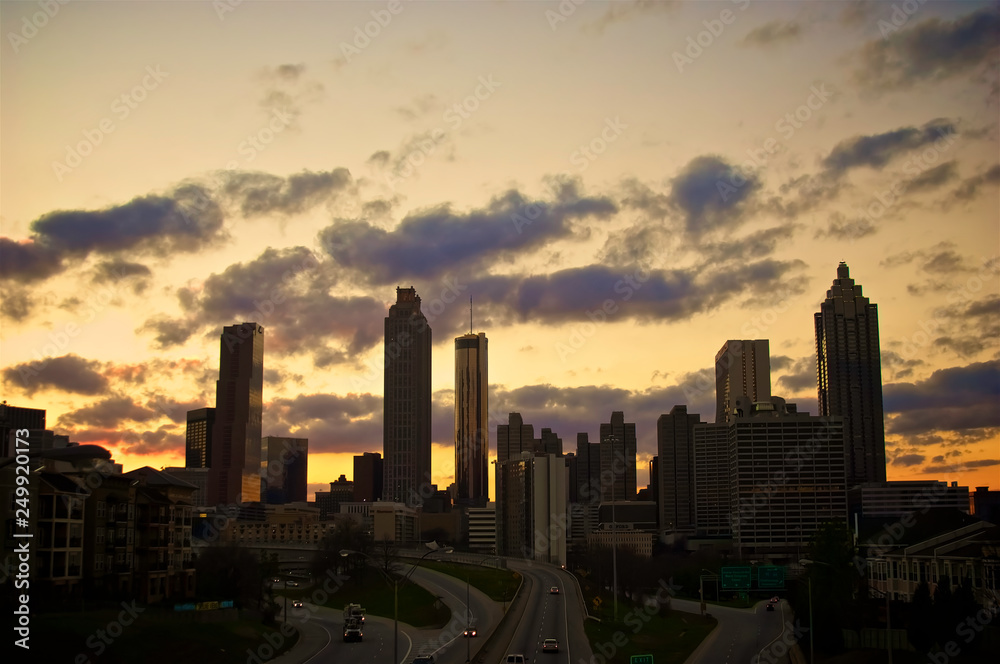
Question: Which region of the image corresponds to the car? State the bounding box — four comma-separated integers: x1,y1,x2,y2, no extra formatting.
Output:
286,581,298,587
504,656,526,664
293,600,304,608
271,577,281,583
771,596,780,603
766,603,775,611
411,656,435,664
549,586,559,594
463,625,478,637
543,638,560,653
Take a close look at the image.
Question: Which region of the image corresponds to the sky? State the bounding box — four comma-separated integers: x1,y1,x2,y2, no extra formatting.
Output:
1,0,998,503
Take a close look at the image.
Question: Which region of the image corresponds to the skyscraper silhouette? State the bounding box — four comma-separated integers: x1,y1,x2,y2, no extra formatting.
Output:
455,331,488,505
815,262,886,485
715,340,771,423
599,411,637,502
383,287,432,506
208,322,263,505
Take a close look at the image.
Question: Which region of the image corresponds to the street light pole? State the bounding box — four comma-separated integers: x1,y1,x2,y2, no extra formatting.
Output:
341,544,452,664
466,574,471,663
808,575,813,664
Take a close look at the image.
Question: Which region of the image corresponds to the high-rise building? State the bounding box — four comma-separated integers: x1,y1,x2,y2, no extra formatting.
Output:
496,452,567,566
261,436,308,504
815,262,886,485
208,322,264,505
538,428,563,457
599,411,637,502
657,406,701,533
316,475,354,521
728,396,847,559
455,332,488,505
353,452,383,502
692,423,731,537
383,288,432,507
496,413,536,464
715,340,771,424
0,403,45,457
185,408,215,468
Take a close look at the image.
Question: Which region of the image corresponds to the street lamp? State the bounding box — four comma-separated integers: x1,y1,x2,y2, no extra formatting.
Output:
341,543,453,664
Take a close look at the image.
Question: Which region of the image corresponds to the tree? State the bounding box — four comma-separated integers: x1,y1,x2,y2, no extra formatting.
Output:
373,535,402,579
195,542,261,608
803,520,862,653
907,580,934,652
312,516,371,581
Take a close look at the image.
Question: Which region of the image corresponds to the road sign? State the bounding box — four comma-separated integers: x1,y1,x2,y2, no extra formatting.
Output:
720,566,751,590
758,565,785,589
630,656,654,664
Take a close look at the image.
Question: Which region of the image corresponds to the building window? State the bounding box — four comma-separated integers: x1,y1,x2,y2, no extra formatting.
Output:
97,501,105,518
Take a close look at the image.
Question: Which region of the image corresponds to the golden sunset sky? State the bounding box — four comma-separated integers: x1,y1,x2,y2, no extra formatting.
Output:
2,0,998,502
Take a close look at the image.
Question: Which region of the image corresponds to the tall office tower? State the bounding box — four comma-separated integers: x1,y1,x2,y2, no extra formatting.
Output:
715,340,771,423
208,322,264,505
815,262,886,485
599,411,637,502
383,287,432,506
728,396,847,559
692,423,731,537
538,428,563,456
496,452,567,565
0,403,45,456
185,408,215,468
353,452,384,502
574,433,602,504
657,406,701,533
261,436,308,503
496,412,536,464
455,331,489,505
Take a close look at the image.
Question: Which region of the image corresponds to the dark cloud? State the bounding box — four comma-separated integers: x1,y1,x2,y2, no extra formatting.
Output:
949,163,1000,203
929,294,1000,359
881,349,925,381
138,246,385,367
880,241,971,275
57,395,160,429
884,360,1000,434
669,155,762,236
775,355,816,394
904,160,959,193
2,354,109,396
264,392,382,454
741,21,802,48
854,6,1000,91
0,184,224,284
221,168,352,217
394,94,439,120
814,212,876,241
0,286,33,322
891,453,925,467
320,185,616,284
820,119,957,177
923,458,1000,474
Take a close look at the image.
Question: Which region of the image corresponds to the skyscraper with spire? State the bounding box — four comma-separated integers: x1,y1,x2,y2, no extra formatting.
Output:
454,329,488,505
383,287,432,506
815,262,886,485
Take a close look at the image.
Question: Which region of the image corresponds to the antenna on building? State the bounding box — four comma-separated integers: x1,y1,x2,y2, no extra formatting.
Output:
470,297,473,334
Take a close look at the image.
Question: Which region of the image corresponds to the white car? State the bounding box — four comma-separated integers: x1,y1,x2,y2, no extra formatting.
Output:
505,656,526,664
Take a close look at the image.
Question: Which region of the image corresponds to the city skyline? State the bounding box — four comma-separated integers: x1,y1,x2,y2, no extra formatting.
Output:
1,1,998,500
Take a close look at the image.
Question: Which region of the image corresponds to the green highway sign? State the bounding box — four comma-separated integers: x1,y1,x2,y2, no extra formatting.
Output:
758,565,785,589
630,656,654,664
720,566,751,590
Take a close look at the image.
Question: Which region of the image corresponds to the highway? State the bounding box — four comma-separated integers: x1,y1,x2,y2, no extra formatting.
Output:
501,560,594,664
288,561,501,664
674,597,798,664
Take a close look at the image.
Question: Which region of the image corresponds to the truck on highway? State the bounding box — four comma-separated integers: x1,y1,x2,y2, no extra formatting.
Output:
343,617,363,642
344,603,366,624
